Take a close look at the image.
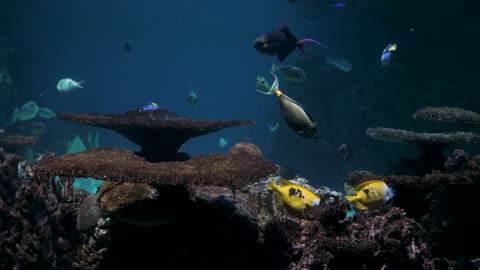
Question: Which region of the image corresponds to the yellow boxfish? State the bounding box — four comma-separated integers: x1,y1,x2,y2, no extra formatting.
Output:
345,180,395,210
266,178,320,211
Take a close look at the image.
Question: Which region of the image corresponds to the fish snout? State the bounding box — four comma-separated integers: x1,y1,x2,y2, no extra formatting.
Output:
253,36,269,49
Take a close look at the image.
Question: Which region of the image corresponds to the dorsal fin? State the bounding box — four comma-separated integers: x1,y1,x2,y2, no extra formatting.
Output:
352,180,383,192
279,178,293,186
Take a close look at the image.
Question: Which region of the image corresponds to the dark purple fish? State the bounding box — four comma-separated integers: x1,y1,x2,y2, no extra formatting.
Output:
253,23,328,62
337,143,352,160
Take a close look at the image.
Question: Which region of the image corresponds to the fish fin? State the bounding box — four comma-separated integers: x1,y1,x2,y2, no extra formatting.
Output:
352,180,384,192
273,192,284,205
344,183,354,196
297,38,327,61
279,178,293,186
297,38,328,49
265,178,279,191
277,51,289,62
388,43,397,52
10,107,18,124
271,62,277,73
355,201,368,211
344,195,358,203
77,80,85,88
256,72,279,95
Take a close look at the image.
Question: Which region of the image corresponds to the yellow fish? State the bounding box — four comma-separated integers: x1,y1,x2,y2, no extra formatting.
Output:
266,178,320,211
344,180,395,210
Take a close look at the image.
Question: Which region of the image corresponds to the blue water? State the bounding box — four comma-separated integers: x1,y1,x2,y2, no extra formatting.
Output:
2,0,478,191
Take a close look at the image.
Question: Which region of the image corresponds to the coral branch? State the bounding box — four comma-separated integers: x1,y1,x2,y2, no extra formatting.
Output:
413,106,480,126
366,127,480,145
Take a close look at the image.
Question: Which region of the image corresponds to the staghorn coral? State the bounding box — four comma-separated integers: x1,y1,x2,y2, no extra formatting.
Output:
57,109,255,162
412,106,480,126
0,134,38,153
34,143,277,190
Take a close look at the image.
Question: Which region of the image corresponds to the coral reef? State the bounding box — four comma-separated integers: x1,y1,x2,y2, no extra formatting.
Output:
0,134,38,153
34,143,277,190
3,145,479,269
57,109,255,161
367,106,480,176
0,149,88,269
344,150,480,268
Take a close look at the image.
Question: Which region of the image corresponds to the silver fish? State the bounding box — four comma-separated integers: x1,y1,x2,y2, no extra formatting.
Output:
271,63,306,82
11,101,39,124
326,56,352,72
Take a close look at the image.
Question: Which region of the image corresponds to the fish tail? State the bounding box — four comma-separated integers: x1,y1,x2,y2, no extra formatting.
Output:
389,43,398,51
344,195,358,203
298,38,328,49
265,178,279,191
257,72,279,95
270,62,277,73
10,107,18,124
77,80,85,88
297,38,328,61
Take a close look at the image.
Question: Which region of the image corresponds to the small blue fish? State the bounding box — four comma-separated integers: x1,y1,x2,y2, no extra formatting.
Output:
186,91,198,105
330,2,347,8
267,122,279,132
381,43,397,66
140,102,159,111
219,138,228,148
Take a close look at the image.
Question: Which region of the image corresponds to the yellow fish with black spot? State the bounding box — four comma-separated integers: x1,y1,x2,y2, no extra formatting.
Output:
344,180,395,210
266,178,320,211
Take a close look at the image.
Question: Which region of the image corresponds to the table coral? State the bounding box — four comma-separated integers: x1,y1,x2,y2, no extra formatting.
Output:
34,143,277,190
57,109,255,161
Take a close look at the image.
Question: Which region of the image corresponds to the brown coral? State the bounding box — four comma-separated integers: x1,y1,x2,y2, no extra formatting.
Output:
412,106,480,126
366,127,480,145
34,143,277,190
345,169,479,189
57,109,255,161
0,149,89,269
0,134,38,153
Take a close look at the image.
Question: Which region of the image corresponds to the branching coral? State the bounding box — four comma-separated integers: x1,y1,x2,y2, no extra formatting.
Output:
0,149,89,269
57,109,255,161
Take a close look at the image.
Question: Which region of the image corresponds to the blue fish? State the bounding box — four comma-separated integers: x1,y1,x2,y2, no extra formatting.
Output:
140,102,159,111
381,43,397,66
186,91,198,105
330,2,347,8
